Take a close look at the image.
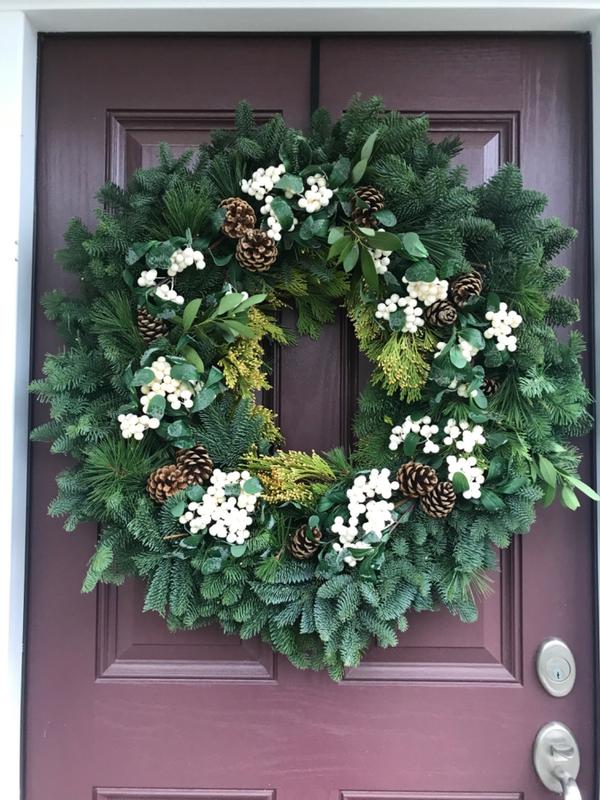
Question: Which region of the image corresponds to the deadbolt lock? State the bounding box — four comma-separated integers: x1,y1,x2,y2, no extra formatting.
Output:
537,638,576,697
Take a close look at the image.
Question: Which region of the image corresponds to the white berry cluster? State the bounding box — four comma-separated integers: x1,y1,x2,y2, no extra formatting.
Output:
484,303,522,352
458,336,480,362
389,415,440,455
298,174,333,213
260,195,298,241
402,276,449,306
140,357,196,413
179,469,260,545
375,294,424,333
443,418,486,453
137,269,158,287
117,412,160,440
168,246,205,276
331,469,399,567
446,455,485,499
369,233,392,274
155,283,184,306
240,164,286,202
449,378,478,399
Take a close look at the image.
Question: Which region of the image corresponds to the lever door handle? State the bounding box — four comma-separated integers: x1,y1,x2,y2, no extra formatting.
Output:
534,722,581,797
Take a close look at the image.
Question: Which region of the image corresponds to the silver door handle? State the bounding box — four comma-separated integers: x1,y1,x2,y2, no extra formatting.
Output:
534,722,581,798
555,770,582,800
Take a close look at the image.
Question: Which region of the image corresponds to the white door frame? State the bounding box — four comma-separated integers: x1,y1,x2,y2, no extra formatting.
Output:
3,4,600,799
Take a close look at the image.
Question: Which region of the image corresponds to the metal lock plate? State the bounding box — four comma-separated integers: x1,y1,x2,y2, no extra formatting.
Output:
537,638,576,697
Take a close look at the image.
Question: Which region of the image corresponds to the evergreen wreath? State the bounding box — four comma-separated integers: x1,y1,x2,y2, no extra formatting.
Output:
32,96,598,679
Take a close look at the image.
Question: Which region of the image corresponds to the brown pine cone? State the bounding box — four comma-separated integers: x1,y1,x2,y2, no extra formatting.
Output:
396,461,439,498
482,376,500,397
175,443,214,485
425,300,458,328
137,307,168,344
351,185,385,228
419,481,456,519
147,464,190,504
219,196,257,239
450,272,483,307
289,524,323,560
235,229,278,272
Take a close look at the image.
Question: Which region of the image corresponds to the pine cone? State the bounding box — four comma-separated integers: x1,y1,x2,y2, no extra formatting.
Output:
147,464,189,504
450,272,483,307
396,461,439,498
220,196,257,239
175,443,214,485
351,185,385,228
482,376,500,397
419,481,456,519
235,229,278,272
289,524,322,560
137,307,168,344
425,300,457,328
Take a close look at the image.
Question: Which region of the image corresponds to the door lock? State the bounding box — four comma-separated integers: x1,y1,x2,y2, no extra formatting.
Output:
533,722,581,800
537,638,576,697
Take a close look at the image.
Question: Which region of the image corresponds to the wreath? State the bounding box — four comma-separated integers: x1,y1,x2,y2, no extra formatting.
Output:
32,96,597,678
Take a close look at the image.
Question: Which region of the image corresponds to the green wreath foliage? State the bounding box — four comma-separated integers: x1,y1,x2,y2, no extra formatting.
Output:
32,96,597,678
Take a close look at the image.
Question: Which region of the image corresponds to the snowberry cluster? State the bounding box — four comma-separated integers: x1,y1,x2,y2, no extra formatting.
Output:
240,163,286,202
168,246,205,276
117,412,160,440
179,469,260,545
140,357,196,413
443,418,486,454
331,469,399,567
137,269,158,288
484,303,522,352
369,234,393,274
155,284,184,306
260,195,298,241
402,276,449,306
446,455,485,499
298,174,333,213
375,294,424,333
448,378,477,399
389,415,440,455
458,336,480,362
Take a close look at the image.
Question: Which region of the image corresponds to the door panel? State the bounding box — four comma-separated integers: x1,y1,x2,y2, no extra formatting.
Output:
27,35,594,800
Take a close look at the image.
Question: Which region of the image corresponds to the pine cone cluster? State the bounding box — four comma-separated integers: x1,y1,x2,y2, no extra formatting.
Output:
176,444,214,485
147,464,190,504
396,461,456,518
396,461,439,498
235,229,278,272
146,443,213,504
450,271,483,307
425,300,457,328
289,524,322,560
419,481,456,519
352,185,385,228
220,197,256,239
482,376,500,397
137,307,168,344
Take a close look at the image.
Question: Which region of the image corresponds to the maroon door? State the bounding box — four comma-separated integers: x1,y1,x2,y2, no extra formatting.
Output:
27,34,595,800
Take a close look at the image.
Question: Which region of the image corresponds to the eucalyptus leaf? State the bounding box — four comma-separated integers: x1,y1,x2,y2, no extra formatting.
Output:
274,173,304,195
452,472,470,494
404,261,436,282
329,156,351,188
270,196,294,231
402,232,429,259
373,209,397,227
131,367,155,386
